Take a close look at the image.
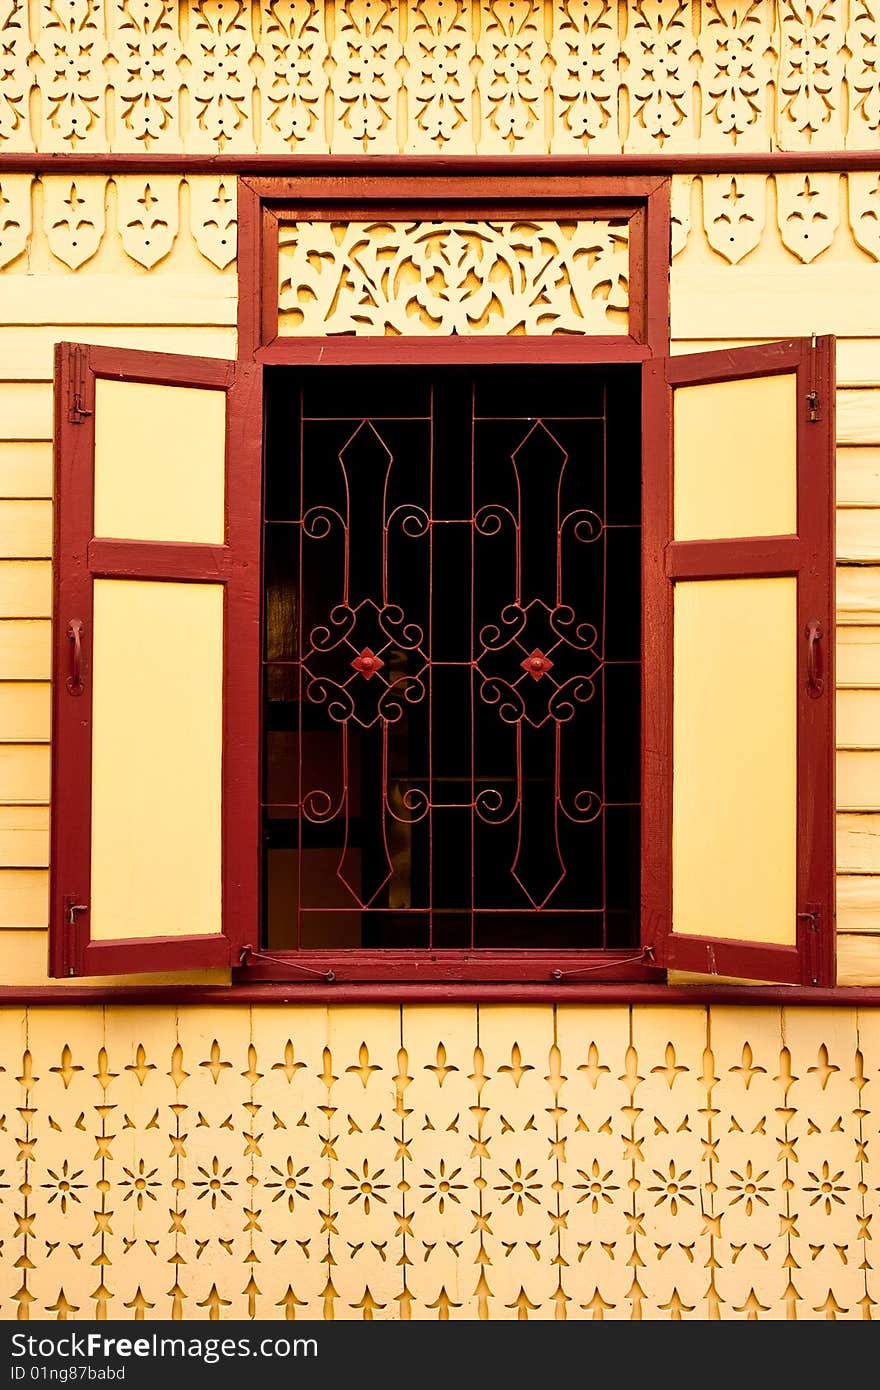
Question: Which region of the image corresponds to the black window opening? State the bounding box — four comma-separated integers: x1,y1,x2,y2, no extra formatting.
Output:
262,365,642,953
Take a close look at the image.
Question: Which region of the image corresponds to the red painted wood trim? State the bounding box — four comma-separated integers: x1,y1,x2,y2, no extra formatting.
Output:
87,345,235,389
641,337,836,988
1,154,879,174
50,343,259,978
51,344,97,979
82,935,231,974
248,174,667,203
799,334,837,988
260,206,280,349
663,934,804,985
250,177,665,355
266,199,649,219
237,178,263,361
222,359,263,968
88,539,234,581
665,338,806,385
237,951,663,984
4,983,880,1006
666,536,802,580
641,356,672,979
256,337,653,367
644,180,671,356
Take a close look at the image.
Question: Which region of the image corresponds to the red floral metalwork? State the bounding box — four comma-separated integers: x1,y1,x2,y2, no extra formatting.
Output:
351,647,384,679
521,648,553,680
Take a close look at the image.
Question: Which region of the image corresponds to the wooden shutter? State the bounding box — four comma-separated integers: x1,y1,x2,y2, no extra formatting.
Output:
642,338,835,986
50,344,261,977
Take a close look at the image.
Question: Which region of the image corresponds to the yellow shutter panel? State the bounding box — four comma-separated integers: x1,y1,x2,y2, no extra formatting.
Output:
642,338,835,986
50,344,261,977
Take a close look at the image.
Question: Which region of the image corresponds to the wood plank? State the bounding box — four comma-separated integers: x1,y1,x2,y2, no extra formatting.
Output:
0,562,51,618
837,688,880,747
0,684,50,743
837,448,880,506
0,443,53,499
672,339,880,387
838,874,880,933
1,277,236,328
837,749,880,811
0,805,48,867
836,565,880,623
0,621,50,680
0,867,48,928
0,502,52,560
0,745,50,803
0,384,52,443
0,326,236,382
671,265,880,339
836,626,880,687
837,933,880,986
837,389,880,447
837,509,880,562
837,813,880,873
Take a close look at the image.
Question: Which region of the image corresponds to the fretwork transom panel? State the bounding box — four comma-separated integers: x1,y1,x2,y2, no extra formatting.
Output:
277,219,630,337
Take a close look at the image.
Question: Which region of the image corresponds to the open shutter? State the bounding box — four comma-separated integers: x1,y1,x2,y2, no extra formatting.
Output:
50,344,261,977
643,337,835,986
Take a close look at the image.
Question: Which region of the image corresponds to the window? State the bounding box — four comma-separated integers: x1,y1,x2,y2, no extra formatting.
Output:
48,177,836,989
262,365,641,961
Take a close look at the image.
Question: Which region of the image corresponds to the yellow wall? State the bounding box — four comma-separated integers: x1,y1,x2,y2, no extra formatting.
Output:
0,1002,874,1321
1,0,880,1323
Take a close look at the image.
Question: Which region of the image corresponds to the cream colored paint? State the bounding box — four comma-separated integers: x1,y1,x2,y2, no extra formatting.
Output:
90,580,222,941
673,374,797,541
673,578,797,945
94,380,226,544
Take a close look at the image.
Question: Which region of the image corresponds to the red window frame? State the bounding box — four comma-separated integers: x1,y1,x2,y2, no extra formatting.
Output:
48,170,837,992
232,174,670,985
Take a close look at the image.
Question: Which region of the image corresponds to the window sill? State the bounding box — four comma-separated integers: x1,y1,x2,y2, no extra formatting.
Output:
1,981,878,1005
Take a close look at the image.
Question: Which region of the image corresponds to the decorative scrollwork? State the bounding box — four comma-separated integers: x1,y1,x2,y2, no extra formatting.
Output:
478,604,527,652
547,675,598,724
378,605,426,651
549,606,599,652
559,786,603,823
478,676,527,725
307,605,356,653
474,784,520,825
305,676,356,724
384,784,431,825
377,673,429,724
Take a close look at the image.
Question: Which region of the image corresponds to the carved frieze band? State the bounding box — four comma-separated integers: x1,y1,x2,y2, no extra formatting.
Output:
0,0,878,155
1,174,878,275
1,1005,877,1320
277,219,630,336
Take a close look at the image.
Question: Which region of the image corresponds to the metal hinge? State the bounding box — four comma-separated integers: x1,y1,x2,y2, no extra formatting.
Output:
806,390,820,423
68,346,92,424
797,909,821,985
62,897,87,977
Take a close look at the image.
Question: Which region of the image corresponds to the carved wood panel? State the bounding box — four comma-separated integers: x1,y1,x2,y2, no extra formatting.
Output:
1,0,878,153
0,1004,877,1319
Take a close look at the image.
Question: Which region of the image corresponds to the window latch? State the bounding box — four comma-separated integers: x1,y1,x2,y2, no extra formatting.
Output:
65,900,88,927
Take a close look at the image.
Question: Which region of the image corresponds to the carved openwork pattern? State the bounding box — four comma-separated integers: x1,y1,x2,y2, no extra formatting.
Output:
0,1006,876,1319
2,174,879,276
1,0,878,152
277,220,629,336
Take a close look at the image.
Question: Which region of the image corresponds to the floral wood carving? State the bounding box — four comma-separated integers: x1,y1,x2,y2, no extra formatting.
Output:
0,0,877,153
3,1005,878,1319
277,219,630,336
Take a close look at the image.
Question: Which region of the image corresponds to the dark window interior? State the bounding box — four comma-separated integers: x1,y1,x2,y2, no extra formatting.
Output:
262,365,641,953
